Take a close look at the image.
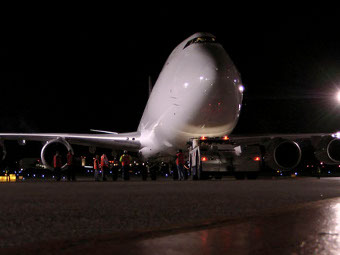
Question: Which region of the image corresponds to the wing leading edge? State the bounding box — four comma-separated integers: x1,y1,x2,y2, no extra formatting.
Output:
229,133,336,145
0,132,141,151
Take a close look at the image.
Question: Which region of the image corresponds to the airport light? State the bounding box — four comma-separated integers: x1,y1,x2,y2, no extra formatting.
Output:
337,91,340,103
201,156,208,162
253,157,261,161
332,132,340,138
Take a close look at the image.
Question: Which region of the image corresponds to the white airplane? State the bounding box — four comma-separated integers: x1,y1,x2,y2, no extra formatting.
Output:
0,32,339,177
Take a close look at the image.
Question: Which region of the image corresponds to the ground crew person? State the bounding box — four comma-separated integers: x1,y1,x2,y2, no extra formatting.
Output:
53,151,63,181
120,150,131,180
189,144,200,180
176,149,185,180
93,155,100,181
317,166,321,179
111,157,119,181
66,150,75,181
100,153,109,181
5,169,9,182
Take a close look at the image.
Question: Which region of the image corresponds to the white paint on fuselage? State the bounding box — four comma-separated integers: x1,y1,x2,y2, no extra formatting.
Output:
138,33,243,158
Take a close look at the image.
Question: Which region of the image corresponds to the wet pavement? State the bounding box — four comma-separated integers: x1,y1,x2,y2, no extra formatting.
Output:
2,177,340,254
4,196,340,254
117,198,340,255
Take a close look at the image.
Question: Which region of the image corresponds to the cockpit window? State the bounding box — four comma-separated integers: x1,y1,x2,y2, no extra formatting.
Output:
183,36,217,49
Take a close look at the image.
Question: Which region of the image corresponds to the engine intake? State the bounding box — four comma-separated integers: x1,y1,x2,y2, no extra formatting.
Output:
315,136,340,164
41,138,73,170
265,138,302,170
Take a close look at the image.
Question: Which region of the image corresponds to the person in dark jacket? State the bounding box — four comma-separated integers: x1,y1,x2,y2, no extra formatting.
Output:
53,151,63,181
93,155,100,181
120,150,132,180
66,150,76,181
176,149,185,180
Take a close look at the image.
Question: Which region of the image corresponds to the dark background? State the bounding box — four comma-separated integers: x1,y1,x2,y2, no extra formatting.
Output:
1,10,340,135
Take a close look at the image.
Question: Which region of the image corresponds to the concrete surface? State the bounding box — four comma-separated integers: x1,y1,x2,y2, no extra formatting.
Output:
1,177,340,254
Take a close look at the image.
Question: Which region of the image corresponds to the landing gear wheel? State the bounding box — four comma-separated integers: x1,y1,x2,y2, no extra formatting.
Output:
150,167,157,181
246,172,258,180
197,166,207,180
112,167,118,181
214,174,222,180
172,165,178,180
112,173,118,181
141,165,147,181
123,167,130,181
234,172,245,180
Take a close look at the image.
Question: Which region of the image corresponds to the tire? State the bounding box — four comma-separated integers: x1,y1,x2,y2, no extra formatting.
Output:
246,172,258,180
197,167,201,180
197,166,207,180
150,167,157,181
215,174,222,180
234,172,245,180
141,166,147,181
123,167,130,181
172,167,178,180
112,168,118,181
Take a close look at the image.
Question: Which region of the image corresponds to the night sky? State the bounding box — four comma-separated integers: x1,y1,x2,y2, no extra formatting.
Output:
1,12,340,135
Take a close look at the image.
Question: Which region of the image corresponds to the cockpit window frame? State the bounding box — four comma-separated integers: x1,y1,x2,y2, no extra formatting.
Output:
183,36,217,49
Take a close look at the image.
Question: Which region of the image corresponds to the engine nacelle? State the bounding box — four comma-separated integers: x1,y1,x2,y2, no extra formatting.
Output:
314,136,340,164
264,138,302,170
41,138,73,170
0,140,6,162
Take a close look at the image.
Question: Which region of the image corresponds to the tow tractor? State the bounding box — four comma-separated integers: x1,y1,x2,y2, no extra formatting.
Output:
189,136,262,180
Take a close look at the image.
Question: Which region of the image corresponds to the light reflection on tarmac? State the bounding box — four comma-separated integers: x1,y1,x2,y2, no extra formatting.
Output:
112,198,340,255
3,197,340,254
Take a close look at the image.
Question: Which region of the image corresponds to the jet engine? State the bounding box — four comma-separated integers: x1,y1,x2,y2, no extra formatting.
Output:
314,136,340,164
264,138,302,170
41,138,73,170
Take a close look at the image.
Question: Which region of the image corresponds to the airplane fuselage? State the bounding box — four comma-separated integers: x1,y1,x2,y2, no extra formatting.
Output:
138,33,243,158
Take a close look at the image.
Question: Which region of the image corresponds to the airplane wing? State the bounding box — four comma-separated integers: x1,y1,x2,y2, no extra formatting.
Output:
0,132,141,150
226,132,340,173
229,133,336,145
0,131,142,170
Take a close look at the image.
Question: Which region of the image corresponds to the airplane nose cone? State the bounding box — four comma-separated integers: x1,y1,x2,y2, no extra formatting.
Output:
179,44,243,136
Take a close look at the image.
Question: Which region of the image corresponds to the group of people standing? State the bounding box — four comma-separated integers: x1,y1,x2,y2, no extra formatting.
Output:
52,148,196,181
52,150,133,182
53,150,76,181
93,154,109,181
94,150,132,181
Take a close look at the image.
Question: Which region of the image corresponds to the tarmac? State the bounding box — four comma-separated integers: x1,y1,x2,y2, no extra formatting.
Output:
2,177,340,254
